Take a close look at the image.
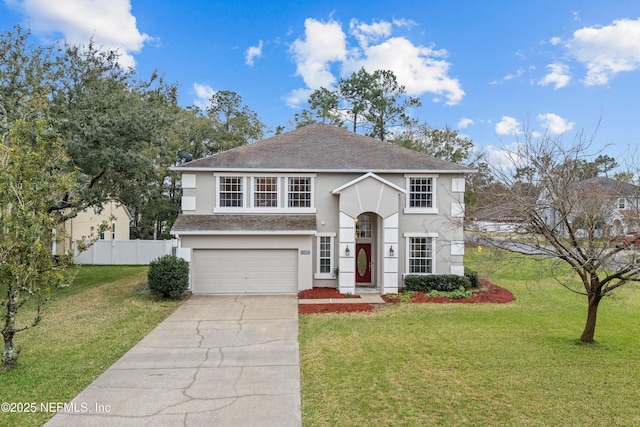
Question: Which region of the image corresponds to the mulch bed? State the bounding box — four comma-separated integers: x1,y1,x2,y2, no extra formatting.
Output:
298,303,374,314
298,287,361,299
297,279,515,314
381,279,516,305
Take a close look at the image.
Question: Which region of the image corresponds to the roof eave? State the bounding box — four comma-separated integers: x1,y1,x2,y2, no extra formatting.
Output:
171,230,317,236
171,167,475,174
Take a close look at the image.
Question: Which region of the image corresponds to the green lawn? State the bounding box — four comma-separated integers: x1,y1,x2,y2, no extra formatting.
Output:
299,248,640,426
0,265,180,427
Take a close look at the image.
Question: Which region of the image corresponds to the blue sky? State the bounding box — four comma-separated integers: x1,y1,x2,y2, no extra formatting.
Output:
2,0,640,165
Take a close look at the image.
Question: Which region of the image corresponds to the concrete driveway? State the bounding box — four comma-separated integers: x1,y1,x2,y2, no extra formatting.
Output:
45,294,301,427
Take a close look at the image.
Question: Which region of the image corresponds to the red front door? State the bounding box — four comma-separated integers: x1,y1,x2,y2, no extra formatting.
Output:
355,243,372,283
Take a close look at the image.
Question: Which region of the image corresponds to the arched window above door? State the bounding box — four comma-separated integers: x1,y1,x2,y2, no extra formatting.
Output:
356,214,372,238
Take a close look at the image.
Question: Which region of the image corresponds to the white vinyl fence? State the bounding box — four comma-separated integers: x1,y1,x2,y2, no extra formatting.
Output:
75,239,176,265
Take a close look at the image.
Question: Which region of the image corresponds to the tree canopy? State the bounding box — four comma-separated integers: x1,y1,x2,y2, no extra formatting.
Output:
1,118,78,368
476,128,640,342
305,68,421,141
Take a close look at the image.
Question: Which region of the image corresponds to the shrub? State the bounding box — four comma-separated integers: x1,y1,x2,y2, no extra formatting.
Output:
148,255,189,299
426,286,475,299
404,274,472,292
465,268,479,288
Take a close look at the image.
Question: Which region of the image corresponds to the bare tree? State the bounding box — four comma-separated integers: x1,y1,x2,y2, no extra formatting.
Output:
476,127,640,342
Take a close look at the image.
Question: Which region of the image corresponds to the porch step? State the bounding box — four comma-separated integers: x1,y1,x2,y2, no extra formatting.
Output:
298,294,386,305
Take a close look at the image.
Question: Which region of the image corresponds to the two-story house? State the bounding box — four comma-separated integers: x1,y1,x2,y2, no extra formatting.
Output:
170,123,473,295
540,176,640,237
55,200,132,255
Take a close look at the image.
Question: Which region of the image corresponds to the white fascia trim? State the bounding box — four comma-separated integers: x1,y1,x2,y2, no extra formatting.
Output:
171,167,474,174
331,172,407,194
176,230,317,235
214,171,317,177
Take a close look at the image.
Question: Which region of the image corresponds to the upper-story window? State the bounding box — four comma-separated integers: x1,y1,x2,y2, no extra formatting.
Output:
220,176,244,207
618,198,627,210
216,174,315,212
254,177,278,207
287,177,312,208
409,177,433,208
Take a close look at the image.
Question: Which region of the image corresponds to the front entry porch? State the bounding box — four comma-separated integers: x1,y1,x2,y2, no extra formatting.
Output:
331,172,405,295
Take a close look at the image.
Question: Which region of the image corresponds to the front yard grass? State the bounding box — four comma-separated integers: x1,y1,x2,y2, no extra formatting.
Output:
0,265,180,427
299,249,640,426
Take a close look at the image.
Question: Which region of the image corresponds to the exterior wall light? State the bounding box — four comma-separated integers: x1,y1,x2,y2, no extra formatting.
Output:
345,245,350,256
389,246,394,257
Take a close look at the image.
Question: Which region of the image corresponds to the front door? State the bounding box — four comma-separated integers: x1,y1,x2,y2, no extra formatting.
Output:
355,243,372,283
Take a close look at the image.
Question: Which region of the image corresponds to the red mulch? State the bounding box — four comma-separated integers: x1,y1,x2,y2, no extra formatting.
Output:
298,279,515,314
298,304,375,314
298,287,361,299
381,279,515,304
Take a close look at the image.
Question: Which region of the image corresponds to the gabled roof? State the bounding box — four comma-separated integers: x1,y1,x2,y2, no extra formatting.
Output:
331,172,406,194
173,123,474,173
580,176,639,196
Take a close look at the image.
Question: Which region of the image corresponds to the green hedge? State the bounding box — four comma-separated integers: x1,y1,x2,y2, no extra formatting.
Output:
148,255,189,299
404,274,472,292
465,268,479,288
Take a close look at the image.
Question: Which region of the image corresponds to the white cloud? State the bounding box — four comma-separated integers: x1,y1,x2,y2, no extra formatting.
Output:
192,83,215,111
458,117,474,129
283,87,313,109
344,37,465,104
245,40,264,66
288,17,464,107
566,18,640,86
538,63,571,89
392,18,417,29
486,142,524,172
504,68,525,81
537,113,575,134
495,116,522,136
289,18,347,89
349,18,393,48
9,0,151,68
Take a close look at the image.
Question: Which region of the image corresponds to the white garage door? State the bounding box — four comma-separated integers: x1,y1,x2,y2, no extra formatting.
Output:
193,249,298,294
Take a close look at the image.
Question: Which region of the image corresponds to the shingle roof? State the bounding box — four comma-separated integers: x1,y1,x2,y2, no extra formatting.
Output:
580,176,639,196
175,123,473,173
172,214,317,233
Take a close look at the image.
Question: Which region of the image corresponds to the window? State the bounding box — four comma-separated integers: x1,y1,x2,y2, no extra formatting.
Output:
409,177,433,208
254,177,278,207
216,174,314,211
220,177,244,207
408,237,433,274
356,214,372,238
618,198,627,210
315,233,335,278
288,177,312,208
319,236,332,274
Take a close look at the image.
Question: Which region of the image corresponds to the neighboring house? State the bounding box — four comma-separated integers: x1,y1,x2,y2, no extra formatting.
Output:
170,123,474,295
468,204,528,233
56,200,132,254
541,176,640,237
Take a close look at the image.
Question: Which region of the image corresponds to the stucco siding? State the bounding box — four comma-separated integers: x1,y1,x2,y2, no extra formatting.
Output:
59,201,131,253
